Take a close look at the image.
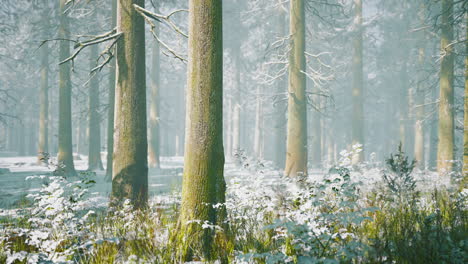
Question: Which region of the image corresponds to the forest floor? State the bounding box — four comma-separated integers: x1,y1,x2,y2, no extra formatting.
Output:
0,153,452,209
0,149,466,263
0,154,291,209
0,155,185,209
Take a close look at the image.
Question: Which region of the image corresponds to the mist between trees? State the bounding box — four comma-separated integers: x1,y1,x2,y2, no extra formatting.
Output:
0,0,467,263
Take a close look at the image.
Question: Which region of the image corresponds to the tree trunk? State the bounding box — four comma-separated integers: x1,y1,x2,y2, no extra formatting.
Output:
232,61,241,156
254,85,263,159
88,29,104,171
285,0,307,177
105,0,117,181
18,122,25,156
148,10,161,169
111,0,148,208
273,6,287,169
437,0,454,174
414,5,426,170
399,60,408,149
327,128,335,167
429,85,439,169
56,0,76,177
310,92,321,169
462,13,468,187
231,3,241,156
178,0,225,260
351,0,364,164
38,12,49,164
405,62,415,158
225,99,233,158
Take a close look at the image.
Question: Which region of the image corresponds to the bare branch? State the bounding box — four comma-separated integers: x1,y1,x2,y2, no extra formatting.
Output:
133,4,188,38
59,29,122,65
133,4,187,62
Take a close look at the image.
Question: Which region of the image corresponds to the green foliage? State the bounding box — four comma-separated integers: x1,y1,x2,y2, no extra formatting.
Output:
360,146,468,263
1,146,467,263
363,189,468,263
382,143,417,198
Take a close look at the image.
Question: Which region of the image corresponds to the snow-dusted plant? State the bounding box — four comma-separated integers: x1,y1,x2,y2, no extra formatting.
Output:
235,148,377,263
1,174,99,263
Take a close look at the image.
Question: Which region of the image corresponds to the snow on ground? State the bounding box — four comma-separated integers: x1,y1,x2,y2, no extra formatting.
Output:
0,154,186,209
0,153,454,209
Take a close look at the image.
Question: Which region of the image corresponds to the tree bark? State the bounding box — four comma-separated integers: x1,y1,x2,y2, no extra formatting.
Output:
111,0,148,208
38,11,49,165
462,12,468,187
437,0,454,174
87,26,104,171
105,0,117,181
178,0,225,260
148,6,161,169
285,0,307,177
56,0,76,177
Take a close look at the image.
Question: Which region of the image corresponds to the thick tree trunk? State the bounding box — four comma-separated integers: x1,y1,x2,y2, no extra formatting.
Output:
105,0,117,181
285,0,307,177
178,0,225,260
437,0,454,174
88,35,104,171
38,13,49,164
351,0,364,164
111,0,148,208
148,14,161,169
56,0,76,177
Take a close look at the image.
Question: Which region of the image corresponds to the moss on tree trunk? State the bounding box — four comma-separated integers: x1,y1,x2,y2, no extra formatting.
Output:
178,0,226,260
111,0,148,208
462,13,468,187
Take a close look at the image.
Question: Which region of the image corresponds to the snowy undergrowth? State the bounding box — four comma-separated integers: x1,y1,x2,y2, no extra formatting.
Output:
0,146,467,263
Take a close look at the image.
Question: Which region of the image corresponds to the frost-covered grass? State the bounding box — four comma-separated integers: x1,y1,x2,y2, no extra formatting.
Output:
0,147,467,263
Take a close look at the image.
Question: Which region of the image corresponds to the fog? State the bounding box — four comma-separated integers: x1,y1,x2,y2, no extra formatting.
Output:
0,0,466,263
